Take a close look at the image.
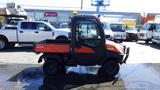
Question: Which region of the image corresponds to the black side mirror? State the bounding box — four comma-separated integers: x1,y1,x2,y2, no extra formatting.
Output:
44,26,51,31
148,24,156,31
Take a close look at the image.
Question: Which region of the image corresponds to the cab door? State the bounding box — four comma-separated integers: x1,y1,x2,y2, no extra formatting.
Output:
72,20,106,65
35,22,54,42
18,22,36,42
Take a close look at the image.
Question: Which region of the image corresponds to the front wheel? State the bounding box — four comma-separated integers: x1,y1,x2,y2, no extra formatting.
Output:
43,60,59,76
145,39,149,44
0,38,8,50
98,61,120,77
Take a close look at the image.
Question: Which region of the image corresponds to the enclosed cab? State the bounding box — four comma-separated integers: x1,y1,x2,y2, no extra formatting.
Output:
34,15,129,78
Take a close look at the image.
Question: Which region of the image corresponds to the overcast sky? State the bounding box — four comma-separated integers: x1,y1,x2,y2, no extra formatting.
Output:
0,0,159,13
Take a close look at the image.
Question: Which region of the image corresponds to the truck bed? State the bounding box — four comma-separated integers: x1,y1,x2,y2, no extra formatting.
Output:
34,39,71,53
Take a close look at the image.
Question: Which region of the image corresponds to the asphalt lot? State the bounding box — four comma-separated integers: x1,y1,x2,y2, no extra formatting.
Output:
0,41,160,90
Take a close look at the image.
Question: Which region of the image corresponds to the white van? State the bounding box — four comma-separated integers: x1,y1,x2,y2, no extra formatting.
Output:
139,23,157,43
110,22,126,43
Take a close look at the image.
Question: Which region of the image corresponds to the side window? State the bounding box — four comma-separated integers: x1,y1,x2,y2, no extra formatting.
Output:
37,23,51,31
76,20,101,46
21,22,37,29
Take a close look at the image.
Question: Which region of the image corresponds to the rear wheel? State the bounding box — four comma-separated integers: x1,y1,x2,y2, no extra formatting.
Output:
43,60,66,76
98,61,120,77
56,36,68,40
43,60,59,76
145,39,149,44
0,38,8,50
8,43,15,48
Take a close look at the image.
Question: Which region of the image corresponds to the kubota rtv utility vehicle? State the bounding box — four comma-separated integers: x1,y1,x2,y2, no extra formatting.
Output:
34,15,130,77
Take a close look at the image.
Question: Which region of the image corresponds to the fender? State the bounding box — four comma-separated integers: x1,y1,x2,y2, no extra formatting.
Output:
100,51,123,65
0,35,8,42
38,53,61,63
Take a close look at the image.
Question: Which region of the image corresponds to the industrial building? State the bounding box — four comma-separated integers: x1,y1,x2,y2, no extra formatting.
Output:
26,9,141,27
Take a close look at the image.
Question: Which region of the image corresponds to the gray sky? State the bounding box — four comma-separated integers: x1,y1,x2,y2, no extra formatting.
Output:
0,0,159,13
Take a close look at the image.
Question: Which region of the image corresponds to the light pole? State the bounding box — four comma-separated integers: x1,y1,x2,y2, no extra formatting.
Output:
81,0,83,10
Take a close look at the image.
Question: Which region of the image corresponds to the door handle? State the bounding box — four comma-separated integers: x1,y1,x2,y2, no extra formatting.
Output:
35,31,39,33
19,31,23,33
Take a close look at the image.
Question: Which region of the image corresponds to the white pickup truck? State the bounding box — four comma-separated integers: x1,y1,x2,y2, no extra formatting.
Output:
0,21,69,50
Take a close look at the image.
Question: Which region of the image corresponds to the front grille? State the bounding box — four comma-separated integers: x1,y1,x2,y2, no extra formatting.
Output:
105,35,111,38
139,33,144,36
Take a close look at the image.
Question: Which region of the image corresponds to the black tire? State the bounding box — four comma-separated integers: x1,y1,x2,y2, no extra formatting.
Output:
43,60,59,76
0,38,8,50
98,61,120,77
145,39,149,44
56,36,68,40
8,43,15,48
152,42,157,45
135,39,138,42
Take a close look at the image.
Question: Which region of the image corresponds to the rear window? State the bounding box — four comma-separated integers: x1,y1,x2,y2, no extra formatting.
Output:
21,22,37,29
110,24,125,31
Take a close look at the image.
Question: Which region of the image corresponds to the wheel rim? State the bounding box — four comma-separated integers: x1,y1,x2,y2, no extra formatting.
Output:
0,40,5,49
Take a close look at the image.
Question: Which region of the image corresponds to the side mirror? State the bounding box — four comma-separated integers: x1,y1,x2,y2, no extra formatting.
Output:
44,26,51,31
148,24,156,31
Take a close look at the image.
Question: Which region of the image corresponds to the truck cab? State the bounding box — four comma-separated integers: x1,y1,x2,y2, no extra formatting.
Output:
34,15,129,77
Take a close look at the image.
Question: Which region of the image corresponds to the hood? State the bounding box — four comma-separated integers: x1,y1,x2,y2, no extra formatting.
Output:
104,29,113,35
105,40,124,54
126,30,138,34
54,28,70,32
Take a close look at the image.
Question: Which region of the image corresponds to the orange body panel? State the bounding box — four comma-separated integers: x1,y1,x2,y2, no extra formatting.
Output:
75,46,94,53
34,44,70,53
105,40,123,53
34,44,94,53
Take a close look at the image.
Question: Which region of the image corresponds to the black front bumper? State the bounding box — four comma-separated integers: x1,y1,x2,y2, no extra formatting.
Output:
121,47,130,64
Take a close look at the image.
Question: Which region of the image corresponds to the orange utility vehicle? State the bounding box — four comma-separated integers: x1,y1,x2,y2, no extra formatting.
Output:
34,15,130,77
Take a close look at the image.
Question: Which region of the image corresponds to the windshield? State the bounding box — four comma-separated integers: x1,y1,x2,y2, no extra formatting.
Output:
126,26,136,31
143,23,160,30
102,22,111,30
44,22,56,29
60,23,68,28
110,23,125,31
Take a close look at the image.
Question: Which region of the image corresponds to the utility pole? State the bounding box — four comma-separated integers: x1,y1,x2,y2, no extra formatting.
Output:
81,0,83,10
91,0,110,14
96,0,103,14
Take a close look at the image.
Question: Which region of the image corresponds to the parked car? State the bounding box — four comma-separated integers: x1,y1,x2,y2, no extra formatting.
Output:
0,21,69,50
102,22,114,40
125,26,139,41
